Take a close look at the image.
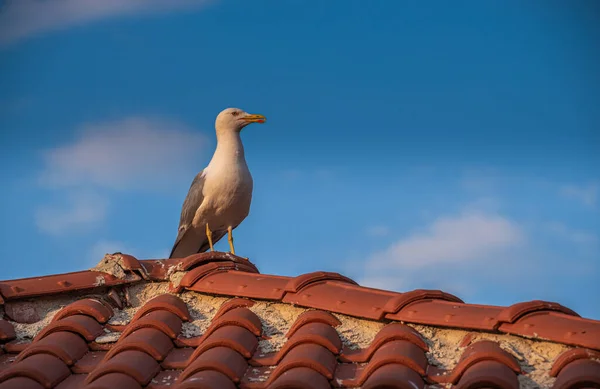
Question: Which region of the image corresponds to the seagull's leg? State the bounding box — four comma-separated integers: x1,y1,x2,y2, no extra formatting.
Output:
227,226,235,255
206,223,214,252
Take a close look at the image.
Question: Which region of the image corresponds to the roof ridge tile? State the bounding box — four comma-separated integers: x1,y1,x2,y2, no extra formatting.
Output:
498,311,600,350
381,289,463,319
0,271,141,301
177,261,260,292
186,271,289,300
496,300,580,326
284,271,358,293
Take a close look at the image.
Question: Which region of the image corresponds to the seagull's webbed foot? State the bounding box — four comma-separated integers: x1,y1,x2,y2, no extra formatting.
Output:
206,223,214,252
227,226,235,255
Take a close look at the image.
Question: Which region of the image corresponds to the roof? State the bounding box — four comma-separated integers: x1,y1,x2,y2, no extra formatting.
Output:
0,251,599,389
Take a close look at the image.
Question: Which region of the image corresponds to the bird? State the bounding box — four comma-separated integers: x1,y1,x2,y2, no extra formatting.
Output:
169,107,266,259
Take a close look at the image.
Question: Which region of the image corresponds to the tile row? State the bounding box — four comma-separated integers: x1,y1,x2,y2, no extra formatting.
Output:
3,293,600,388
2,251,599,353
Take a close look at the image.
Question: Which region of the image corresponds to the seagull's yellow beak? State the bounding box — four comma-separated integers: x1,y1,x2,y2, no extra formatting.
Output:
242,113,266,124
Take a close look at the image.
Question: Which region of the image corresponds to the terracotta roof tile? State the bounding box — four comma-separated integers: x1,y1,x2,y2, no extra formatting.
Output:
0,321,15,342
14,331,88,365
0,251,599,388
550,348,600,389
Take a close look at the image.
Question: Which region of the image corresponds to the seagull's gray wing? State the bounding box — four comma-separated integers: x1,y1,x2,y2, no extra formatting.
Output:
169,171,208,258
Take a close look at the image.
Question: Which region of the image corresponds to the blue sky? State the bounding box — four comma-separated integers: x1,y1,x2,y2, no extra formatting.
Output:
0,1,598,319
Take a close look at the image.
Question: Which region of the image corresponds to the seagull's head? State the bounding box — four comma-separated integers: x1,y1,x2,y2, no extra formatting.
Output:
215,107,266,133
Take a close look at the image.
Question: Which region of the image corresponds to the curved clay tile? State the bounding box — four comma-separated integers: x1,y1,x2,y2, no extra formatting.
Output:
173,251,258,272
433,340,520,385
251,322,342,366
3,341,29,354
266,367,331,389
0,353,70,388
212,298,255,320
179,346,247,383
187,325,258,361
104,328,173,361
34,315,104,342
550,347,600,377
130,294,190,322
203,307,263,338
496,300,580,325
382,289,463,315
72,351,107,374
51,298,113,324
161,347,193,370
85,350,159,386
265,343,338,384
15,331,88,365
362,363,425,389
498,311,600,351
454,360,519,389
285,310,341,338
552,358,600,389
386,299,503,331
0,376,45,389
284,271,358,293
339,322,428,363
177,370,237,389
83,372,142,389
348,340,428,386
187,270,289,300
283,280,397,320
120,310,183,339
0,320,15,342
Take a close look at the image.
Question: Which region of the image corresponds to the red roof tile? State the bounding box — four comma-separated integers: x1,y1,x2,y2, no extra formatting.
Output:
0,251,598,388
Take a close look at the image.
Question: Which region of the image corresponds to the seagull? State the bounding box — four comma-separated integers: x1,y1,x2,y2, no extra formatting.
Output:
169,107,266,259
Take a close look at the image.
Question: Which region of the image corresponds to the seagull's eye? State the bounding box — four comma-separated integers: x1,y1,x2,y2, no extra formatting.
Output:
231,111,239,117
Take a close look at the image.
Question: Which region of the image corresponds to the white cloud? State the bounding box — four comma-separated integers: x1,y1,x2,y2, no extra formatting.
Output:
35,191,108,235
358,209,525,294
39,116,206,191
545,222,597,245
35,116,206,236
0,0,214,46
560,183,598,208
369,211,523,270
